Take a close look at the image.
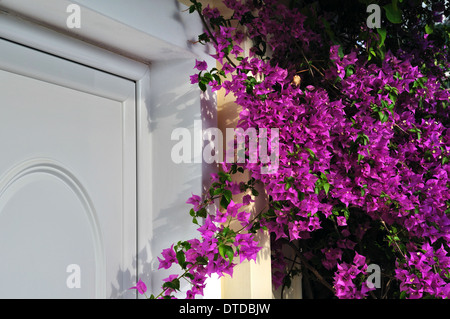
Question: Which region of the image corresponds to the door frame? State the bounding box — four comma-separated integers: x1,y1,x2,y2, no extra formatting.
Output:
0,15,142,298
0,1,215,298
0,10,151,298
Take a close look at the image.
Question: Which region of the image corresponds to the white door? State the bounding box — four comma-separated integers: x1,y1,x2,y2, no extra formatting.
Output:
0,38,137,298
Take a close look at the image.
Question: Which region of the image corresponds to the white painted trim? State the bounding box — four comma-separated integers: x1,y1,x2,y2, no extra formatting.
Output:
135,70,154,291
0,12,149,81
0,36,136,101
0,0,199,63
121,92,138,299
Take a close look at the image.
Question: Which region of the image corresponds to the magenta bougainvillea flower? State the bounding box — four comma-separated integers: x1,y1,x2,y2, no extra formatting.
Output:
129,279,147,295
185,194,202,211
193,59,208,71
135,0,450,299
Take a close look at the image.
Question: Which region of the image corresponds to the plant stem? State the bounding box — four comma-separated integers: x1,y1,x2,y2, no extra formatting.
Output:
193,4,238,69
153,263,197,299
377,216,407,261
284,240,335,294
235,205,268,233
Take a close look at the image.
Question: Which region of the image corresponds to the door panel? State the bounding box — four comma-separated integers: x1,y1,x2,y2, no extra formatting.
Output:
0,38,136,298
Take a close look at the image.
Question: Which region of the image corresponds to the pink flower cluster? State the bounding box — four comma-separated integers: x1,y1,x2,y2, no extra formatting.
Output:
395,242,450,298
134,0,450,299
199,0,449,299
155,189,261,299
333,252,376,299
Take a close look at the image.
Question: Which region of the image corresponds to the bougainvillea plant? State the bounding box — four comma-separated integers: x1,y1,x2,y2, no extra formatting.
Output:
134,0,450,299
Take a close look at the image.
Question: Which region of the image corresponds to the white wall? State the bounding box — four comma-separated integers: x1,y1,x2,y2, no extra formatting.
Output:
139,58,218,298
73,0,193,52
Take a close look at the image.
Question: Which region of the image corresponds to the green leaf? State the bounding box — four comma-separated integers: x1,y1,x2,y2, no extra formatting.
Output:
223,43,233,55
377,28,387,47
176,251,186,268
222,189,233,202
379,110,389,123
218,244,234,263
202,72,213,82
196,256,208,265
197,207,207,219
314,184,321,195
193,1,202,12
383,2,402,24
220,196,230,209
285,181,292,191
323,182,330,195
388,92,397,104
338,46,344,59
213,73,222,84
218,171,232,183
198,82,207,92
185,273,195,280
358,153,365,164
343,208,350,219
162,278,180,291
425,24,434,35
198,33,209,44
305,148,318,161
222,226,232,237
345,65,355,77
188,4,196,13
